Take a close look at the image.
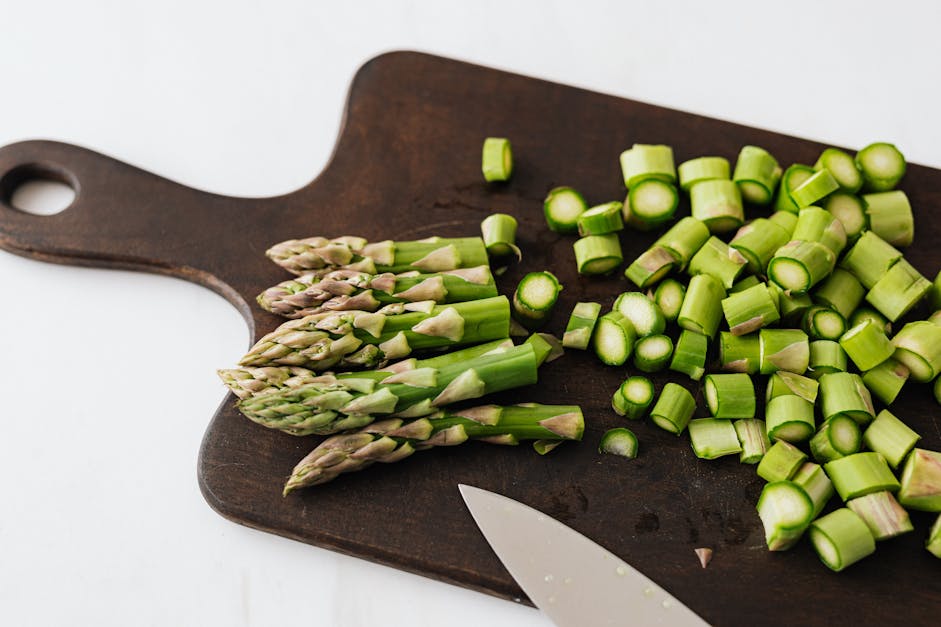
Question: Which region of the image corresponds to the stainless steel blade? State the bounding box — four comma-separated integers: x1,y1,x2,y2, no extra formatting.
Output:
459,484,709,627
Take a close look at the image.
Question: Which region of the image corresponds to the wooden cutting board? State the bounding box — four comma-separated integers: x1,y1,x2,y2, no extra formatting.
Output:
1,51,939,625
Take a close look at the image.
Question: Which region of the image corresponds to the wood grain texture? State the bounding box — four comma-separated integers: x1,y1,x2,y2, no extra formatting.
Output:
1,51,939,625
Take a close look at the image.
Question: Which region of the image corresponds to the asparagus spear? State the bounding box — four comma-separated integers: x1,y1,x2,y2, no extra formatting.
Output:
266,235,489,277
239,296,510,370
257,266,496,319
283,403,584,493
220,339,515,400
237,342,539,435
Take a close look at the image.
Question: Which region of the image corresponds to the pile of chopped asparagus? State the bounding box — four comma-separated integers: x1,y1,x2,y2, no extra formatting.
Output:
218,135,940,571
544,140,938,570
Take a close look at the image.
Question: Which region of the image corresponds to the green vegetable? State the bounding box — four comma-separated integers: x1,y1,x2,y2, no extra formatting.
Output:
482,137,513,182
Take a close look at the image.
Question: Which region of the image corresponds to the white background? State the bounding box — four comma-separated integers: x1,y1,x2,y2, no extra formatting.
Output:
1,1,939,625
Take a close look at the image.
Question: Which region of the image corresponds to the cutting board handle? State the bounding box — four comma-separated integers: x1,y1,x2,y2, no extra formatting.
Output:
0,139,285,323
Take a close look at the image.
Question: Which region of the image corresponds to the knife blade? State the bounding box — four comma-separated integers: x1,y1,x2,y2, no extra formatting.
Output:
459,484,709,627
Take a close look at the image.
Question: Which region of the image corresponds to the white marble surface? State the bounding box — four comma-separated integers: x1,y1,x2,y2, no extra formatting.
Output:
1,1,938,625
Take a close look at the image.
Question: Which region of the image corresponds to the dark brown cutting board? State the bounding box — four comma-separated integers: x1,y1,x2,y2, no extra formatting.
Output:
1,51,939,625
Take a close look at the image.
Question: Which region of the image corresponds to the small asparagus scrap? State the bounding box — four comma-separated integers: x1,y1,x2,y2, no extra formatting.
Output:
257,266,497,319
284,403,583,493
694,547,713,568
240,296,510,370
266,235,489,277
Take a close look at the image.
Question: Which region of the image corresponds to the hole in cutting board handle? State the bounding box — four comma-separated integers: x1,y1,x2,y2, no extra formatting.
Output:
0,163,78,216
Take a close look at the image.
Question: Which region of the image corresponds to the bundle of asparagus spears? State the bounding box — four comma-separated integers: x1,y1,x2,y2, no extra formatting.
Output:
219,234,583,493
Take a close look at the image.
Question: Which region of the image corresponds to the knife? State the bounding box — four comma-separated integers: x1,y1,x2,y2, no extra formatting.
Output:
459,484,709,627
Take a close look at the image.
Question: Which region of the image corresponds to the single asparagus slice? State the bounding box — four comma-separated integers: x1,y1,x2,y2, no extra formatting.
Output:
802,306,846,341
839,320,894,371
814,268,865,319
678,274,726,337
623,245,677,287
768,282,814,323
240,296,511,370
599,428,639,459
690,179,745,233
839,231,903,289
730,275,761,293
615,292,666,337
757,481,814,550
759,329,810,375
238,342,539,436
769,210,798,236
814,148,863,193
577,202,624,236
864,190,914,246
722,282,780,336
513,271,563,328
862,358,909,405
810,416,862,464
892,320,941,382
733,145,782,205
687,236,748,289
284,403,583,492
847,491,913,540
825,452,900,501
623,179,679,230
481,213,520,259
775,164,816,214
562,302,602,349
670,329,708,381
792,206,847,256
897,449,941,512
735,419,771,464
768,240,835,295
820,372,875,425
482,137,513,182
678,156,730,191
729,218,790,274
766,371,818,404
809,508,876,572
620,144,676,187
257,266,498,319
544,186,588,234
790,169,839,208
808,340,847,378
633,335,673,373
575,234,624,276
850,307,892,335
856,142,906,192
823,192,868,243
612,376,655,420
266,236,489,277
757,440,807,482
792,462,835,518
704,373,756,419
866,259,931,322
524,333,564,366
928,514,941,558
649,382,697,435
652,278,686,322
719,332,760,374
653,217,710,270
689,419,742,459
592,311,637,366
766,395,815,443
